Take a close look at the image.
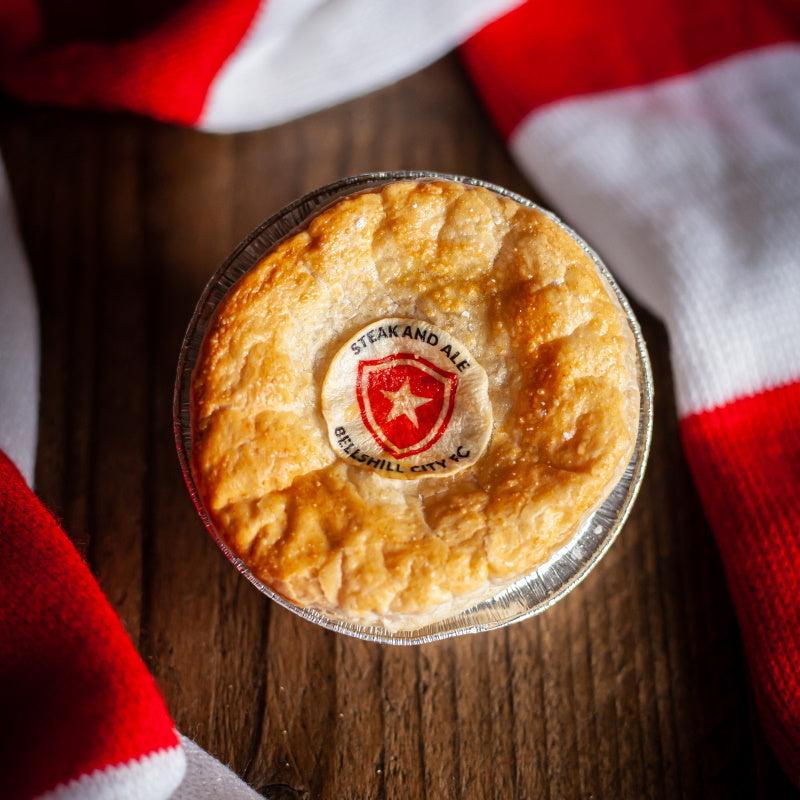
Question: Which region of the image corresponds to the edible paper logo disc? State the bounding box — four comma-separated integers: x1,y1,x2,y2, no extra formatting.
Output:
321,318,492,479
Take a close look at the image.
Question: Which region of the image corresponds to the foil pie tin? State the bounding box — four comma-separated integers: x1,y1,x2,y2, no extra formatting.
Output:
174,171,653,645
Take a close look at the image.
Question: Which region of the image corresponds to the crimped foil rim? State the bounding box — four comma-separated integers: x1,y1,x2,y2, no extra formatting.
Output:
173,171,654,645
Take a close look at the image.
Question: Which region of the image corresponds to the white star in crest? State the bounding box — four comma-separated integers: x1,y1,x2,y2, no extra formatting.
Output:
381,379,433,428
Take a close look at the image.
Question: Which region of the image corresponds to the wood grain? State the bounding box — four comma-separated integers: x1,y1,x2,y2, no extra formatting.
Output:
0,56,796,799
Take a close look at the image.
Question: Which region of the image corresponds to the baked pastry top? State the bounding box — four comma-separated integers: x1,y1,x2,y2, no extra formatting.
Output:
191,179,639,626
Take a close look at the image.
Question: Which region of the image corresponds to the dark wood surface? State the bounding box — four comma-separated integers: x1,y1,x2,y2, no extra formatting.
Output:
1,56,796,800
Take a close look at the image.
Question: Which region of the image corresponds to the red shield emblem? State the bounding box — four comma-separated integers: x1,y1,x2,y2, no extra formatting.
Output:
356,353,458,457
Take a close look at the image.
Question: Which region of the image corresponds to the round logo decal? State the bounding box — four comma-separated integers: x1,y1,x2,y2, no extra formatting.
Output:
321,318,492,479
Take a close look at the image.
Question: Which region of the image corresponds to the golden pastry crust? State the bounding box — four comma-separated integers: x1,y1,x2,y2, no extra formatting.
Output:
191,180,639,625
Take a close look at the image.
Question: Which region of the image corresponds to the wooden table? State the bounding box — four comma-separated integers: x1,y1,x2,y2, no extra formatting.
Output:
1,56,796,800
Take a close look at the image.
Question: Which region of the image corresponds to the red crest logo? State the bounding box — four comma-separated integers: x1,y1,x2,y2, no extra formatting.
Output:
356,353,458,457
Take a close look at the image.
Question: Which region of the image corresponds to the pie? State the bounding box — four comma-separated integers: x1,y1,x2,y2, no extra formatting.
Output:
190,179,639,628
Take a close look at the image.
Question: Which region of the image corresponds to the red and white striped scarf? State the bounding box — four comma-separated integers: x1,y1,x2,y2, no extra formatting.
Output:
1,1,798,796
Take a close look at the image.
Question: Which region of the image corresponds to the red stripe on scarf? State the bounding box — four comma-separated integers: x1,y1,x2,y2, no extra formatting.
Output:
0,452,179,799
681,380,800,781
462,0,800,137
0,0,262,126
